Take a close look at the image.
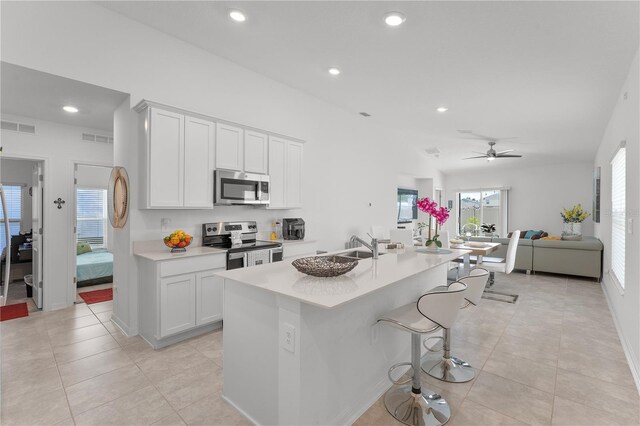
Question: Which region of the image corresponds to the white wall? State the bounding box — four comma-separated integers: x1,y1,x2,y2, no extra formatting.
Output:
594,49,639,388
0,114,114,310
444,162,595,236
1,158,37,232
76,164,111,189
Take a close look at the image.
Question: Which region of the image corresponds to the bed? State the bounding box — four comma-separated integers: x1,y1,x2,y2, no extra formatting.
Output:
77,248,113,287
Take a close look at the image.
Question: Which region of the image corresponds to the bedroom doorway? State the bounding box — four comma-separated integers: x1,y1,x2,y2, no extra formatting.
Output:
73,164,114,305
1,157,45,312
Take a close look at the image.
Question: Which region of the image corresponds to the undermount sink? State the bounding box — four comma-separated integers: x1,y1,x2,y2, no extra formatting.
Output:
339,250,385,259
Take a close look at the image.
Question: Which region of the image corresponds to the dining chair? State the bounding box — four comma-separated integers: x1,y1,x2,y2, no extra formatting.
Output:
480,230,521,303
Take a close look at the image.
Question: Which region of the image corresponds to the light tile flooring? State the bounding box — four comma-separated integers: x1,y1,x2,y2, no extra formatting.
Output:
1,272,638,425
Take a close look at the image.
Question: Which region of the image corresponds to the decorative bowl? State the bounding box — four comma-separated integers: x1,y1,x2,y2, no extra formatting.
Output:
292,256,359,277
164,230,193,253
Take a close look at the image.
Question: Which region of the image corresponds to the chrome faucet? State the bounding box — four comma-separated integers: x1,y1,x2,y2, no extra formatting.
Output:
350,234,379,259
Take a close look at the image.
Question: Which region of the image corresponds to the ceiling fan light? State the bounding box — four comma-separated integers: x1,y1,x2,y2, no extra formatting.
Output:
487,156,496,162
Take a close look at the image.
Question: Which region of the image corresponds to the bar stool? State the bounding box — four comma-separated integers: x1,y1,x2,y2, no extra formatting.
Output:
377,282,467,426
421,268,489,383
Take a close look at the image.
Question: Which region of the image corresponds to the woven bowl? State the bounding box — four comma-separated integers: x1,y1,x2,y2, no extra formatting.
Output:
292,256,359,277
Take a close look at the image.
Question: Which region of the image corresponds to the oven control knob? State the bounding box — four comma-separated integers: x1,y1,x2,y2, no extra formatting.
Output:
207,227,213,233
212,227,217,232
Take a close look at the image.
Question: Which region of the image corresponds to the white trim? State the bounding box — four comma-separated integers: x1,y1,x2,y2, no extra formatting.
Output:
221,394,263,426
602,282,640,394
608,269,625,296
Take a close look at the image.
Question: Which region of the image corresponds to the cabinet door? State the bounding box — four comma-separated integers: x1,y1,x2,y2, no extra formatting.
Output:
148,108,184,208
184,116,215,208
215,124,244,171
195,269,224,326
244,130,268,174
267,136,287,209
160,274,196,337
286,141,304,208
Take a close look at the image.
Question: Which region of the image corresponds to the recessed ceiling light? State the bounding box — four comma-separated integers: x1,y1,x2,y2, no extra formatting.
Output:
63,105,79,113
328,67,341,76
436,106,449,113
384,12,406,27
228,9,246,22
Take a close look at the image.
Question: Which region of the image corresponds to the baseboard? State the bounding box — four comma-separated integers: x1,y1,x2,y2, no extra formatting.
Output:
601,281,640,393
335,374,392,425
221,393,263,426
111,313,136,336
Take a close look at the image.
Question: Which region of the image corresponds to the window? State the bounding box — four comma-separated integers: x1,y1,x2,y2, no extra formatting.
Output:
457,189,509,236
611,146,626,288
0,185,22,252
77,188,107,248
397,188,418,223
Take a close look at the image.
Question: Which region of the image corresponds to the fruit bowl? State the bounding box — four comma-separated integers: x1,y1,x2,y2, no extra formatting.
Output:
163,230,193,253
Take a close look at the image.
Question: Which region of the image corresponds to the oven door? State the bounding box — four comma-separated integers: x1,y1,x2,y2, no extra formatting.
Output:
215,171,268,205
227,247,283,270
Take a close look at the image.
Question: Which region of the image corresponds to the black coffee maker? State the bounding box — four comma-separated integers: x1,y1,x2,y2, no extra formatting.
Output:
282,218,305,240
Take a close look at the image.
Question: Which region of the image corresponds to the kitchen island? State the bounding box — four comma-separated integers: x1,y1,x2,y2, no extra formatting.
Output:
215,247,469,425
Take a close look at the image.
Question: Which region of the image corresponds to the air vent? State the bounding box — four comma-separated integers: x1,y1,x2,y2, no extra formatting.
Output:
1,120,36,134
82,132,113,144
359,112,371,117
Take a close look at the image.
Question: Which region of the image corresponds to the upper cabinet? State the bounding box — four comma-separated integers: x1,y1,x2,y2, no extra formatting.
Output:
268,137,304,210
141,105,215,209
215,124,244,171
244,130,269,174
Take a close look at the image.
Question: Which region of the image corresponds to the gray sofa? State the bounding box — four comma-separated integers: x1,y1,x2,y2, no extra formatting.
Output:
469,236,603,279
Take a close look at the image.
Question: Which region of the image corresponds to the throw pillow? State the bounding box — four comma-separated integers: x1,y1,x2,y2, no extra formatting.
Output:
77,242,92,255
524,230,542,239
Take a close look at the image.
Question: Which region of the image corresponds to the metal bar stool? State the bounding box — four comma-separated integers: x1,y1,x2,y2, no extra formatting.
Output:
421,268,489,383
377,282,467,426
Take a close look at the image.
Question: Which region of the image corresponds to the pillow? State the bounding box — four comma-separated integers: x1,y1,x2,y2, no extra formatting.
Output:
77,242,92,255
524,230,543,239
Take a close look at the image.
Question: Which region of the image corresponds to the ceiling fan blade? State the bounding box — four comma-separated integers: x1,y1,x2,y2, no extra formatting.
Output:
463,155,489,160
471,151,488,155
496,149,514,154
495,154,523,158
493,137,518,141
459,132,494,141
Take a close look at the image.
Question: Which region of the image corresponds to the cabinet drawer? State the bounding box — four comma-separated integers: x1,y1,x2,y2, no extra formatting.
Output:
161,254,226,277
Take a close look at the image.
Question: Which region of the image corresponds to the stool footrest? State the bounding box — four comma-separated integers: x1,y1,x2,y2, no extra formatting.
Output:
388,362,414,385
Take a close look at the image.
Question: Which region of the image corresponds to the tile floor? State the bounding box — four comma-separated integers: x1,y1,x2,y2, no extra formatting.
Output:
1,272,638,425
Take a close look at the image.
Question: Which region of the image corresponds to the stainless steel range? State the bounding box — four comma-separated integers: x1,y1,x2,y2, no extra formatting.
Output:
202,221,283,270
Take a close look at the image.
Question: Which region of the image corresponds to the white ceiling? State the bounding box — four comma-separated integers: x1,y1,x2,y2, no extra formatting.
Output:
99,2,637,172
1,62,128,131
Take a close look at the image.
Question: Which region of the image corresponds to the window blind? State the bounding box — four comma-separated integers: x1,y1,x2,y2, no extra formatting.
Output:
0,185,22,251
611,146,626,288
77,189,107,248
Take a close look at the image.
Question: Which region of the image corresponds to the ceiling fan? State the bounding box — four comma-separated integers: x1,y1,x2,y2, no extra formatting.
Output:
459,131,523,161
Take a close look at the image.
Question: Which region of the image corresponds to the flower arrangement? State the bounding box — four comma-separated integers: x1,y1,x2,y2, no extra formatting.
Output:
561,204,590,223
481,223,496,235
416,197,450,248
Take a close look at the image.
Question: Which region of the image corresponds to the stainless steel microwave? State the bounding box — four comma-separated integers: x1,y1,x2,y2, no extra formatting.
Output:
214,170,270,205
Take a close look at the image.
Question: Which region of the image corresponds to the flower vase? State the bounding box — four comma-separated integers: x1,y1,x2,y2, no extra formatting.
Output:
562,222,582,241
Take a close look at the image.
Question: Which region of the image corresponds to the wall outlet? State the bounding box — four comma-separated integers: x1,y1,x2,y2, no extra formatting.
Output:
161,218,171,232
282,323,295,353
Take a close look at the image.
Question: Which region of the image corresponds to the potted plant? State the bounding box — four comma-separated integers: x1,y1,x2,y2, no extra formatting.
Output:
416,197,450,249
561,204,590,240
481,223,496,236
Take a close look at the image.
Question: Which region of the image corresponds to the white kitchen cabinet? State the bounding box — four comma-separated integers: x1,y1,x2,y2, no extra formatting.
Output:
216,123,244,171
268,136,304,209
139,104,215,209
244,130,269,174
184,116,215,208
196,270,224,325
148,108,184,208
160,274,196,337
286,141,304,208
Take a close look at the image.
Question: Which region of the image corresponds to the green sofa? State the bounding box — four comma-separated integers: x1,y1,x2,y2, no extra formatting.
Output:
469,236,603,279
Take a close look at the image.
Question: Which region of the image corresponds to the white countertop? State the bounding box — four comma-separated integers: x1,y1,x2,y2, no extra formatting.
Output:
133,240,227,261
271,238,316,245
215,247,470,309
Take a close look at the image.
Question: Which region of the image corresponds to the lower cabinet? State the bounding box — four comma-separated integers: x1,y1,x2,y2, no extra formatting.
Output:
158,268,224,339
195,270,224,325
160,274,196,337
137,253,227,346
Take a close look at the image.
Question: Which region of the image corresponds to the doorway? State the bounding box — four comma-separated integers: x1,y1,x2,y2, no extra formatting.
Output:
1,157,45,312
72,164,114,304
